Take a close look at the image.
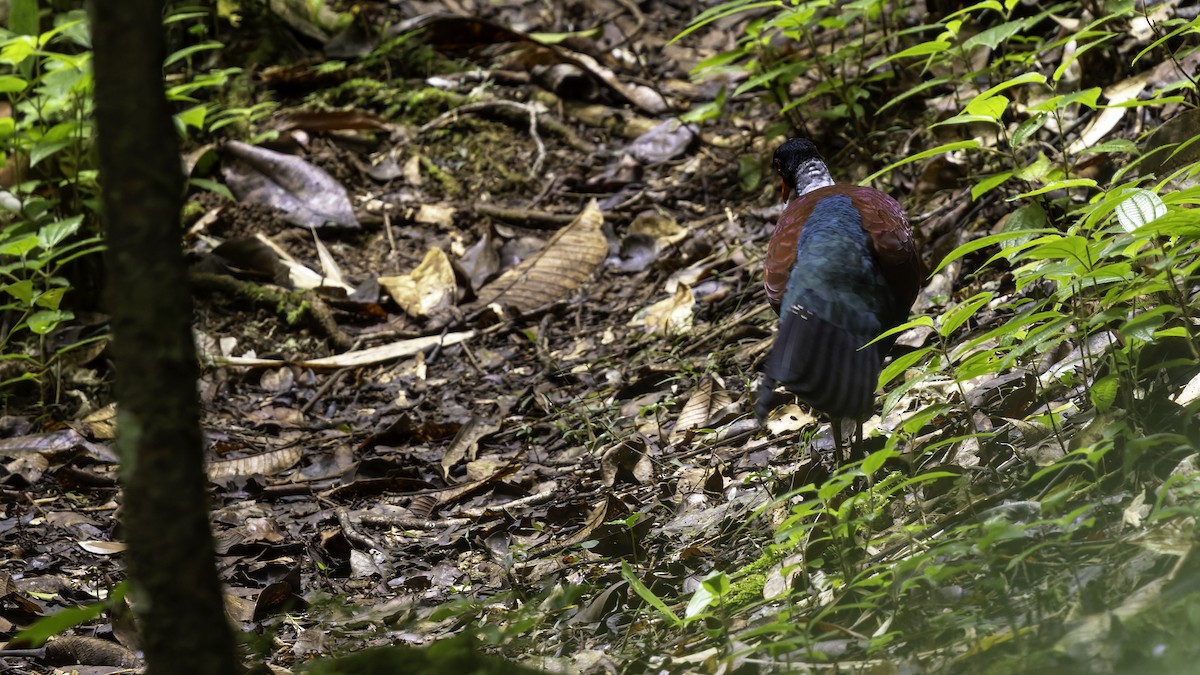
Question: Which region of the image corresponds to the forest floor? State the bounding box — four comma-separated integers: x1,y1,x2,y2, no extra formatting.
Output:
3,1,1200,674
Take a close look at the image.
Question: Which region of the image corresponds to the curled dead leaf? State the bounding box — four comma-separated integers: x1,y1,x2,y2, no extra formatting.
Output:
629,284,694,335
379,247,457,318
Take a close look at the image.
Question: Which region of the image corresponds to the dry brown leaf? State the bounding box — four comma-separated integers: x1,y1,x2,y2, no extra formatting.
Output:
207,445,303,480
473,200,606,314
214,330,474,368
379,247,457,318
600,438,652,487
629,283,694,334
440,415,502,481
671,376,735,444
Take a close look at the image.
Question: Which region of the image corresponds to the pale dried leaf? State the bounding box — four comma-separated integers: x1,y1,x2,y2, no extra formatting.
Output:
379,247,457,318
214,330,474,368
207,445,303,480
310,228,346,287
671,377,734,443
78,540,126,555
473,200,606,313
765,404,816,434
629,283,694,335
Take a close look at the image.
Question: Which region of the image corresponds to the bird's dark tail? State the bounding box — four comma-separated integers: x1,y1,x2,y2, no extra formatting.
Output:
756,307,880,421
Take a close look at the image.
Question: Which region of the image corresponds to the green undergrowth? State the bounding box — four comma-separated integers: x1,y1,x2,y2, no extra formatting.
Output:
622,0,1200,670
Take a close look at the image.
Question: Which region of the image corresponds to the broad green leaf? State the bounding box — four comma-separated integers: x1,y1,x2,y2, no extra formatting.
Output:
0,35,36,66
965,94,1008,121
38,215,83,249
963,19,1026,50
1114,189,1166,232
0,75,28,93
1122,306,1175,342
1089,375,1119,413
978,72,1047,98
879,346,932,388
861,448,896,474
1012,113,1047,147
34,287,65,310
939,291,993,337
176,104,207,131
1029,87,1102,112
30,139,73,168
0,233,40,256
1021,235,1091,268
28,309,73,334
1080,139,1137,155
8,0,39,36
2,279,34,304
1014,153,1052,182
972,171,1012,200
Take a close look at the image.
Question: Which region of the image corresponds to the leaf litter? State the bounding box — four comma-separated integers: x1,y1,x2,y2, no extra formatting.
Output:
4,0,1200,673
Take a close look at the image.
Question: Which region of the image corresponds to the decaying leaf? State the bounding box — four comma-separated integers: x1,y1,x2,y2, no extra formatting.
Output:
629,283,694,334
379,247,457,318
600,437,652,486
671,376,735,443
206,445,303,480
220,140,360,230
214,330,475,369
765,404,816,434
473,200,606,314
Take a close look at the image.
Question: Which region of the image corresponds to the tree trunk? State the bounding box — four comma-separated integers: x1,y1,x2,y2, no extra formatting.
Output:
88,1,241,673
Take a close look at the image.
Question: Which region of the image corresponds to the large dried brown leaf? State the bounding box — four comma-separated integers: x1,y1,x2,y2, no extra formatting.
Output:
472,200,606,314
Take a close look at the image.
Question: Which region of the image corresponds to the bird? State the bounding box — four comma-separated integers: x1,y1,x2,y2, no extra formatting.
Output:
756,138,922,461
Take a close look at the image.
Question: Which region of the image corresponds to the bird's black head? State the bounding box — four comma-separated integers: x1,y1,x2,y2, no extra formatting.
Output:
771,138,833,200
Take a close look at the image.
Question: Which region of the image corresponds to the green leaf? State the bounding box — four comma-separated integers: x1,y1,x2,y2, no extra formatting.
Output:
868,39,951,70
1014,153,1052,182
938,291,993,337
1079,139,1137,155
1012,178,1097,199
1089,375,1119,413
0,233,40,256
963,19,1027,50
680,86,726,124
34,287,65,310
38,215,83,249
964,94,1008,121
1012,113,1047,147
863,140,980,184
0,75,28,94
29,139,73,168
2,279,34,304
685,571,729,620
620,561,681,627
931,225,1055,275
879,346,932,388
1114,189,1166,232
176,104,207,131
972,171,1012,200
861,448,896,474
28,309,73,334
164,41,223,68
1029,87,1102,112
0,36,36,66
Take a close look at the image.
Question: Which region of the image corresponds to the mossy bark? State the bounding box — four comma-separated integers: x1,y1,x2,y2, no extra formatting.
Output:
89,1,241,673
